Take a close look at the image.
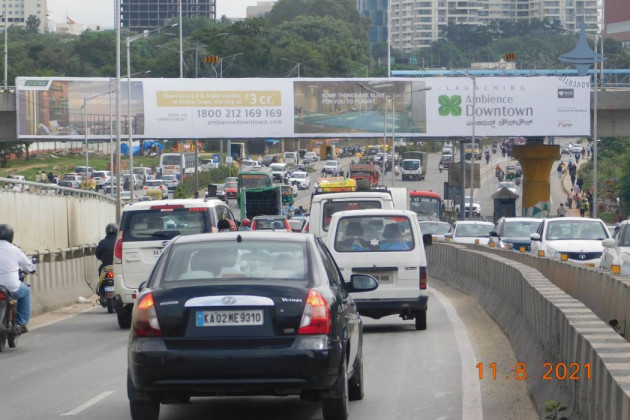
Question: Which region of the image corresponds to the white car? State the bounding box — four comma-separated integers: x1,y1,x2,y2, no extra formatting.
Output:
418,221,451,242
322,160,341,175
92,171,112,189
326,209,431,330
530,217,610,266
600,220,630,273
270,163,288,182
454,196,481,218
497,181,518,195
303,152,319,163
288,171,310,189
143,179,169,199
445,221,494,244
161,174,179,190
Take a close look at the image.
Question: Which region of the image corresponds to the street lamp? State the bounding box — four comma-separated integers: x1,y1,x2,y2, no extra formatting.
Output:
127,23,178,203
220,53,244,78
546,22,604,217
2,6,7,91
280,58,318,77
356,83,389,174
444,68,477,220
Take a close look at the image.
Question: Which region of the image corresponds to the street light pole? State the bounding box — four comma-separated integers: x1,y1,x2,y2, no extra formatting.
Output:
280,58,318,78
3,1,7,90
126,36,135,203
220,53,244,78
593,32,599,218
179,0,183,78
115,0,122,222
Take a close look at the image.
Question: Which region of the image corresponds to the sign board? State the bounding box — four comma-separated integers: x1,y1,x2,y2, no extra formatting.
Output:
15,76,591,140
212,153,220,163
226,156,233,164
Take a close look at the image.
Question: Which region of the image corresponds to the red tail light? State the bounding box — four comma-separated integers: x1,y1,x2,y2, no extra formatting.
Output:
0,291,7,301
298,290,331,335
420,266,427,290
113,231,123,263
105,271,114,279
132,293,162,337
251,221,257,230
302,222,309,233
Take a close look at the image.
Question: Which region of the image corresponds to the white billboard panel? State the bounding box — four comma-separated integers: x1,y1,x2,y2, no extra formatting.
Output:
16,76,590,139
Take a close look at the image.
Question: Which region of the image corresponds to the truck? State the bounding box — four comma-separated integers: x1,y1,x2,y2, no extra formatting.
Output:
401,151,428,181
240,186,282,220
230,142,246,161
320,144,337,160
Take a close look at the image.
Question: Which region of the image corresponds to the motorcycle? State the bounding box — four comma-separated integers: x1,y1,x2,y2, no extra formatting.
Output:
394,165,400,176
485,153,490,164
96,265,115,313
0,258,36,352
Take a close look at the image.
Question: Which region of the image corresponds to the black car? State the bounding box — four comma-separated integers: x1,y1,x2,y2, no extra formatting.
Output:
127,232,378,420
488,217,542,252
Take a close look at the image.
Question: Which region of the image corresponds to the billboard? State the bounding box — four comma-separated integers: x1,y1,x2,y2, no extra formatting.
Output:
16,76,590,140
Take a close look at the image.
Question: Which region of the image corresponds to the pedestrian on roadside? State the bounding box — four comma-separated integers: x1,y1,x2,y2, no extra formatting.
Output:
579,199,587,217
557,203,567,217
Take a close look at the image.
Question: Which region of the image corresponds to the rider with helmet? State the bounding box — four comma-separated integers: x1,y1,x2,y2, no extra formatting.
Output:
95,223,118,276
239,218,252,231
0,224,34,333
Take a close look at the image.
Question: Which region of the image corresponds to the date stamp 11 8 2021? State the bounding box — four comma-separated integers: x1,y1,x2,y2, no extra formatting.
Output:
476,362,591,381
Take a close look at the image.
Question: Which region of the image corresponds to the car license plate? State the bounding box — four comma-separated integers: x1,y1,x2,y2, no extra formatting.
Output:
196,310,264,327
104,286,114,292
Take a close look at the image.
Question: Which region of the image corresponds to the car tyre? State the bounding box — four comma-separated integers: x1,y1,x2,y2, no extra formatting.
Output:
415,310,427,331
348,350,364,401
128,373,160,420
321,357,349,420
117,305,132,329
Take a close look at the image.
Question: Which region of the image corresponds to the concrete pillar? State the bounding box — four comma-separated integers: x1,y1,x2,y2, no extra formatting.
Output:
513,144,560,218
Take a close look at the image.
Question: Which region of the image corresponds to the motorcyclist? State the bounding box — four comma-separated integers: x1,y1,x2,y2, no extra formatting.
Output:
485,152,490,164
95,223,118,277
239,218,252,231
0,224,34,333
287,204,295,219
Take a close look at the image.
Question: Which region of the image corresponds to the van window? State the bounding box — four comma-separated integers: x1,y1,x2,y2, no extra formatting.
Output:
333,216,415,252
122,209,208,242
322,200,382,231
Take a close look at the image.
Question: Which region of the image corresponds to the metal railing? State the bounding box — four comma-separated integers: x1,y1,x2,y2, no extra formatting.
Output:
0,177,116,203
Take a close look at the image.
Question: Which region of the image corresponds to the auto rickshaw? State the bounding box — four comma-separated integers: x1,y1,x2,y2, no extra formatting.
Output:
280,184,295,205
505,165,518,181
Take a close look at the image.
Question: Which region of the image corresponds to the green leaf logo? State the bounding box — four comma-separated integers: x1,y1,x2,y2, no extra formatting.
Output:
438,95,462,116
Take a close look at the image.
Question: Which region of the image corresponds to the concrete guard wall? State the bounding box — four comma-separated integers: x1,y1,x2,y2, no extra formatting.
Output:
427,243,630,419
0,190,116,253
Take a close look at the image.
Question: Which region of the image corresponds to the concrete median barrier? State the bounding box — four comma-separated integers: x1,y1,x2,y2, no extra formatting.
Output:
427,243,630,419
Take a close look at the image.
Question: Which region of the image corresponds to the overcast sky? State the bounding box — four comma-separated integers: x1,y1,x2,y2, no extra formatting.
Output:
47,1,263,27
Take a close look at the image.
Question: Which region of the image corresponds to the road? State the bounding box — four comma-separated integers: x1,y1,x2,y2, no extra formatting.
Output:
1,275,537,420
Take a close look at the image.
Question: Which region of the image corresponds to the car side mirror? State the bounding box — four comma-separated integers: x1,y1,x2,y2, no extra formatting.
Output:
489,231,499,238
422,233,433,247
602,238,616,248
530,233,541,241
347,274,378,293
138,281,146,293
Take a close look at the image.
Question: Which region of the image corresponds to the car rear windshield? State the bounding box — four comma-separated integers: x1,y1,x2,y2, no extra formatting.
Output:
334,216,415,252
456,224,493,237
122,208,208,242
322,200,382,231
161,240,308,283
546,220,608,241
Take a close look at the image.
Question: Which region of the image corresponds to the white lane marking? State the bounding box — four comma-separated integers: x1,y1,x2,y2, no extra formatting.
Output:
60,391,114,416
431,288,483,420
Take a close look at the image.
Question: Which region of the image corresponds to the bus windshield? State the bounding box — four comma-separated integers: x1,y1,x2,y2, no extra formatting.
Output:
410,196,441,221
161,155,180,165
239,174,271,189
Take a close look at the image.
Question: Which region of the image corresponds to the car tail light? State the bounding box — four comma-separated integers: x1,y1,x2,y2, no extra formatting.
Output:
298,290,331,335
0,290,7,301
302,222,309,233
105,270,114,279
132,293,162,337
114,231,123,264
419,266,427,290
284,220,291,232
150,204,184,211
251,221,257,230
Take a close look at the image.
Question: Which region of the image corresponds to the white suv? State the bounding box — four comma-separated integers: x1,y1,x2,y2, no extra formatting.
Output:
113,198,238,328
326,209,431,330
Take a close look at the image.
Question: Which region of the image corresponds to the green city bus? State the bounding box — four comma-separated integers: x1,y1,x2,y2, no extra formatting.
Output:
237,166,274,207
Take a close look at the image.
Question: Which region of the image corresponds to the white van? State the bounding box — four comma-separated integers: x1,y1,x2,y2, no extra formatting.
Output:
326,209,431,330
113,198,238,329
283,151,298,165
308,190,395,242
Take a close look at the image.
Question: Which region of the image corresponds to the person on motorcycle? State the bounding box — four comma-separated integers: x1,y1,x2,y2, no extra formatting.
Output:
485,152,490,164
0,224,34,333
96,223,118,277
239,218,252,231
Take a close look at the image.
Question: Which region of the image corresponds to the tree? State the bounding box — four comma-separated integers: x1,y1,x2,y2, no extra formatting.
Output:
0,142,23,167
25,15,40,33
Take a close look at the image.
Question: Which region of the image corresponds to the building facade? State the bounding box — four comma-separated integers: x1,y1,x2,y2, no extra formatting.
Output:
246,1,277,18
605,0,630,44
357,0,389,43
0,0,48,32
121,0,216,32
380,0,600,52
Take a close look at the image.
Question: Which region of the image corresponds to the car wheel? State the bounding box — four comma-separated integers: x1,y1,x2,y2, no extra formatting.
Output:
128,373,160,420
321,357,349,420
415,310,427,331
117,305,132,329
348,350,364,401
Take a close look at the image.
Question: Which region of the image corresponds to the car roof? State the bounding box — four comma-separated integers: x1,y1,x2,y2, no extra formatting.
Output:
122,198,226,211
173,231,309,245
332,208,417,219
454,221,494,226
252,215,287,220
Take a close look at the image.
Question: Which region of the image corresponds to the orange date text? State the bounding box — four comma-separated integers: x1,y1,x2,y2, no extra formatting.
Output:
476,362,591,380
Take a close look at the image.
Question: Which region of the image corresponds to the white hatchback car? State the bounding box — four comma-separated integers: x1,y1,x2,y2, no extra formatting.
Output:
445,221,494,244
288,171,310,190
326,209,431,330
530,217,610,266
600,220,630,274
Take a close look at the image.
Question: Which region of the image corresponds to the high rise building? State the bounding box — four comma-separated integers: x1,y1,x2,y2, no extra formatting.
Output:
0,0,48,32
379,0,600,52
357,0,389,43
121,0,216,32
605,0,630,44
247,1,277,18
